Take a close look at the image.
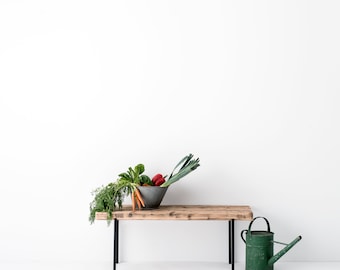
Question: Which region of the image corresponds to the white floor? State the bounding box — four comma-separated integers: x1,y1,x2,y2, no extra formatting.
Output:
0,261,340,270
116,262,340,270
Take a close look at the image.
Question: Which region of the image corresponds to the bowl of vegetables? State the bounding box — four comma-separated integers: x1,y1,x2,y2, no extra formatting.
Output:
137,185,168,209
89,154,200,224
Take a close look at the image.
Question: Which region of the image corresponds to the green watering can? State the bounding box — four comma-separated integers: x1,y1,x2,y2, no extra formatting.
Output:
241,217,302,270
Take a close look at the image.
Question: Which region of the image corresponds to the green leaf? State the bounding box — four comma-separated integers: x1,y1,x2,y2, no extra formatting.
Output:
118,172,130,179
140,174,153,185
134,164,145,175
169,154,193,178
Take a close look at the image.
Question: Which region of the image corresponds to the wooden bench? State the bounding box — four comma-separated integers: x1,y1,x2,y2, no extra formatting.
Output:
96,205,253,270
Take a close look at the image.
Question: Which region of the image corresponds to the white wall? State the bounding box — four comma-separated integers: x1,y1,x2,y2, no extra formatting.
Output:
1,0,339,265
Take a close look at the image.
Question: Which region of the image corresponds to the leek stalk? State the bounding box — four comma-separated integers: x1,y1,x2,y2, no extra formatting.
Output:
160,154,200,187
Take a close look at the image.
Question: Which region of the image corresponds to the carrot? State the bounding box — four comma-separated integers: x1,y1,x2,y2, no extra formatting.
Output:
131,192,136,211
135,194,142,209
134,188,145,207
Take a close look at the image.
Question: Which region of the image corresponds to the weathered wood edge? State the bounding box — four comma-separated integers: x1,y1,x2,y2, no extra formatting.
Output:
95,205,253,221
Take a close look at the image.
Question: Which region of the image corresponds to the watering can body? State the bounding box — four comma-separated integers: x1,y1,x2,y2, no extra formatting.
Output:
241,217,302,270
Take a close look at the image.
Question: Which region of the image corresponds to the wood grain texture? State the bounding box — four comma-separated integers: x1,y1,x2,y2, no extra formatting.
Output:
95,205,253,221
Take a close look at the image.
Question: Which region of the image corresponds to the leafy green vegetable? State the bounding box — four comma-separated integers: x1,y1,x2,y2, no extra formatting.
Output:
89,163,152,225
89,182,123,225
160,154,200,187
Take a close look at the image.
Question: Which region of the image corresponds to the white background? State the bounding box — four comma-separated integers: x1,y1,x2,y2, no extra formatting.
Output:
1,0,339,265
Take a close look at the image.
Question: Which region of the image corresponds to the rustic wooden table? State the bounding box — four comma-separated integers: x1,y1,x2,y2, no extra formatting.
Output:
96,205,253,270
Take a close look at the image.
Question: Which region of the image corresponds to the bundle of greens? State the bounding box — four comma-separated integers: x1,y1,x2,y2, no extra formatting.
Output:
89,182,123,225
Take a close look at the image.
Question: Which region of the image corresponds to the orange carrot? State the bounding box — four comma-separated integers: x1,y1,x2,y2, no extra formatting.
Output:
135,194,142,209
131,192,136,211
134,188,145,207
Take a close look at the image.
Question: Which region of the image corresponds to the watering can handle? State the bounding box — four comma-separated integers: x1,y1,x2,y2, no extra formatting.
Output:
241,229,248,243
248,216,271,233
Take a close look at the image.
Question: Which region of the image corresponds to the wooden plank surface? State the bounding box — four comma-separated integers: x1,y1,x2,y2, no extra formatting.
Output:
95,205,253,221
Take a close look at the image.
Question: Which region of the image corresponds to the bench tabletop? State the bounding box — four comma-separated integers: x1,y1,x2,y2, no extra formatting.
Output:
95,205,253,221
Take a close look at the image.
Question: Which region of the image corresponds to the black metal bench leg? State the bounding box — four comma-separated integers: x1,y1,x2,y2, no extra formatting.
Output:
114,219,119,270
229,219,235,270
113,218,235,269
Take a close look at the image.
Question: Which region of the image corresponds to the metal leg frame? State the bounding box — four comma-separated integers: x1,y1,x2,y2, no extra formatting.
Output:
229,219,235,270
113,219,119,270
113,219,236,270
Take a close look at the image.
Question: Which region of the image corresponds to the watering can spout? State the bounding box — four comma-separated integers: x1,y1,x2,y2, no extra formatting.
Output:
268,236,302,266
